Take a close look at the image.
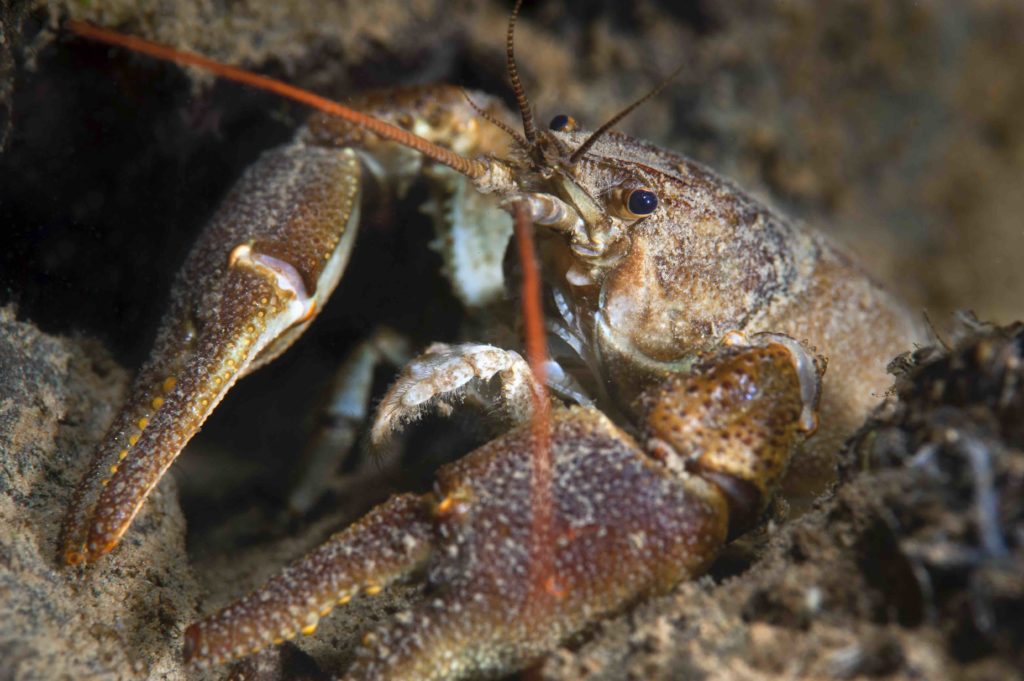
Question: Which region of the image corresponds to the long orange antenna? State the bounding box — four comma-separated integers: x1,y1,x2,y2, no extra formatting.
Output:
512,201,554,602
63,20,488,179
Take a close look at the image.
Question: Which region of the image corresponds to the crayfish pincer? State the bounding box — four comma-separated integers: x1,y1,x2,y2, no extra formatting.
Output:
184,337,823,679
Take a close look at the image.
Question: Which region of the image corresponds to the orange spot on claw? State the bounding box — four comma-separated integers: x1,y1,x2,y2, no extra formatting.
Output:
544,574,567,599
162,377,177,393
151,396,164,408
137,417,149,429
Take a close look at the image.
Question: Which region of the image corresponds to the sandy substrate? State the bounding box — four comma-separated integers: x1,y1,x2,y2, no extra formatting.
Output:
0,308,196,679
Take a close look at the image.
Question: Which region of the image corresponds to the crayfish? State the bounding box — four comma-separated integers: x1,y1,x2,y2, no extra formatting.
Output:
60,3,926,678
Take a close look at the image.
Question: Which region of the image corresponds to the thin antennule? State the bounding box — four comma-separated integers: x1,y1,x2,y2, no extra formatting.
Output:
64,20,488,180
461,89,529,150
506,0,538,145
568,64,685,165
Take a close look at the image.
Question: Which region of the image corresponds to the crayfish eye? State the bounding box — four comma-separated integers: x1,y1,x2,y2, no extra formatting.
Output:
549,114,578,132
626,188,658,217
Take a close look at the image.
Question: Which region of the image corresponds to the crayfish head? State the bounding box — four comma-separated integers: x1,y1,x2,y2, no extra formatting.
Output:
515,126,817,415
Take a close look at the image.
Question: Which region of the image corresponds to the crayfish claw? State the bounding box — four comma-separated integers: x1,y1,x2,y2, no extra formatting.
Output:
62,142,363,564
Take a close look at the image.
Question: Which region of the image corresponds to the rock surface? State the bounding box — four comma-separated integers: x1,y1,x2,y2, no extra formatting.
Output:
0,307,196,679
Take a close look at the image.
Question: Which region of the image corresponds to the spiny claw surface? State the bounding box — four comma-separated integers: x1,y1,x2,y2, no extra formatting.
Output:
183,339,822,679
62,140,362,564
184,494,433,668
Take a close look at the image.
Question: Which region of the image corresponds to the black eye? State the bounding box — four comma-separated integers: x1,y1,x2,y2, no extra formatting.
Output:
549,114,577,132
626,189,658,216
